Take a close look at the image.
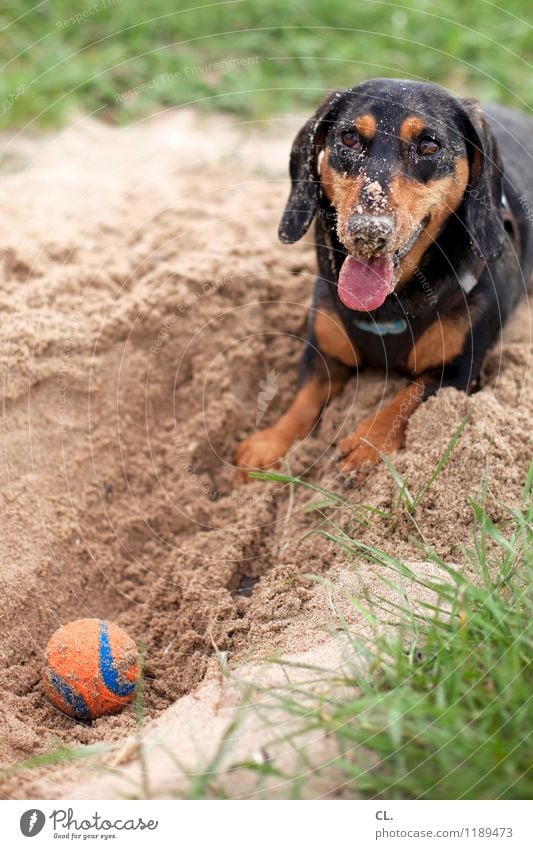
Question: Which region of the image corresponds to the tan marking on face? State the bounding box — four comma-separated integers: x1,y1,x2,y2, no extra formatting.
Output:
315,309,360,367
320,146,363,213
354,114,377,140
400,115,427,142
406,313,471,375
389,158,469,285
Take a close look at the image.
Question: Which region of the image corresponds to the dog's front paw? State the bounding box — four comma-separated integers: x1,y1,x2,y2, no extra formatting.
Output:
337,384,424,479
337,414,396,477
337,427,382,476
235,428,291,482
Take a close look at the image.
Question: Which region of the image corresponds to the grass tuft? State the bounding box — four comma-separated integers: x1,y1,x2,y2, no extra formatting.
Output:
232,461,532,798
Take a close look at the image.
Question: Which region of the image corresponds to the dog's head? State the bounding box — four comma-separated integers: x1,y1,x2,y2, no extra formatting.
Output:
279,79,504,311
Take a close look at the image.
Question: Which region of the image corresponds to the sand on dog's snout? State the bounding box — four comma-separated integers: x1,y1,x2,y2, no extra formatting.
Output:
0,112,530,799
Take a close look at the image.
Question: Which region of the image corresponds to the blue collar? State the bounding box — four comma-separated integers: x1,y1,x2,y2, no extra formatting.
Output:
352,316,408,336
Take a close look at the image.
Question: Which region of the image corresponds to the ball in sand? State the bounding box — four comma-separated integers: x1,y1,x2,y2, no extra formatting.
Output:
42,619,139,720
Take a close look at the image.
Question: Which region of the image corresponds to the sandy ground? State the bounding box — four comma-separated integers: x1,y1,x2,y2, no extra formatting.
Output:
0,109,530,799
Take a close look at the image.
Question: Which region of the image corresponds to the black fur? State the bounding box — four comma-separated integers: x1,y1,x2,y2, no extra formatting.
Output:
458,98,505,263
279,90,347,244
280,79,533,391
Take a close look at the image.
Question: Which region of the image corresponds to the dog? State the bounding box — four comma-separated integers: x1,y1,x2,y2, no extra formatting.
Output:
236,78,533,479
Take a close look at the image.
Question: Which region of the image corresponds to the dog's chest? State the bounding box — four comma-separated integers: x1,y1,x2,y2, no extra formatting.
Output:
343,310,415,371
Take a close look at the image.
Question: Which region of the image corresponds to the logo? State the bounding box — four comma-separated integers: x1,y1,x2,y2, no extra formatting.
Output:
256,368,279,426
20,809,45,837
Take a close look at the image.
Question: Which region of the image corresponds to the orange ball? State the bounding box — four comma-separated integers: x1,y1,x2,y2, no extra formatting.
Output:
42,619,139,720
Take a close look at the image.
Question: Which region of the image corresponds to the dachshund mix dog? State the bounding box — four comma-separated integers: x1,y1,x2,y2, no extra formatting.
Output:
236,79,532,479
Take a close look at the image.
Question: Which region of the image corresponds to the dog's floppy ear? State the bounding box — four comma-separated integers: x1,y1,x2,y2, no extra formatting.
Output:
459,98,504,263
279,90,345,244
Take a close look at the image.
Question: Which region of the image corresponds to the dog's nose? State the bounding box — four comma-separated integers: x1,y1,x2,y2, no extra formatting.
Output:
346,214,395,252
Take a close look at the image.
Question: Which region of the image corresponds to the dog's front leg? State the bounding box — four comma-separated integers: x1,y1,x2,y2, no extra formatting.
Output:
337,305,497,476
337,379,429,474
235,305,358,480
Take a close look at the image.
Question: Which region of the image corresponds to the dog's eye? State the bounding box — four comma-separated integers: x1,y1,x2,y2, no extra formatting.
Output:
416,136,441,156
341,130,361,150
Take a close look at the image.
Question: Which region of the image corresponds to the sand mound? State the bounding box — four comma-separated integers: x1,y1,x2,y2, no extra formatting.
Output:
0,111,530,799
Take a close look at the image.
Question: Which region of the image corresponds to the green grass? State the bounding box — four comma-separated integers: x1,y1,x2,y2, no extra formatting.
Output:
0,740,111,774
0,0,531,129
3,458,531,799
115,456,532,800
224,462,532,799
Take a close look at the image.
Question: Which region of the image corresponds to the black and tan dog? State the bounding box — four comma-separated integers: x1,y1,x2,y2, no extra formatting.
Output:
236,79,532,478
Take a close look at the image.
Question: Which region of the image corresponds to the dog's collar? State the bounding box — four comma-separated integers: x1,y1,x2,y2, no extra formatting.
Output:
352,316,408,335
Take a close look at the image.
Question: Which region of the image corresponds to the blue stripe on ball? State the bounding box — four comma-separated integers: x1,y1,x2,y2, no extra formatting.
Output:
51,672,90,719
99,621,136,697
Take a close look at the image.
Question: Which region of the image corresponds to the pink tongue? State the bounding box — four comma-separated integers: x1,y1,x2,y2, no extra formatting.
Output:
338,254,395,311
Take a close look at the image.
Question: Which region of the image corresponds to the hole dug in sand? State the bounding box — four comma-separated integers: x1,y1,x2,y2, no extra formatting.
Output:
0,113,531,799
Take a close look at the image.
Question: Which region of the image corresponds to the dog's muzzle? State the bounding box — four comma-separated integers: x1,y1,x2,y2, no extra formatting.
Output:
345,214,395,256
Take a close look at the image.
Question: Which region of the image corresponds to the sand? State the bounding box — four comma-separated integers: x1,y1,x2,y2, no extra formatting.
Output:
0,109,530,799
